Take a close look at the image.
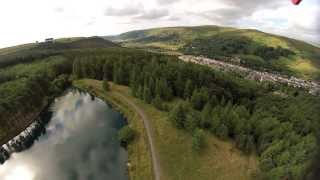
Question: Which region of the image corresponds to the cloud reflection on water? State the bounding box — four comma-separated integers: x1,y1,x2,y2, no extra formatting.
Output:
0,90,128,180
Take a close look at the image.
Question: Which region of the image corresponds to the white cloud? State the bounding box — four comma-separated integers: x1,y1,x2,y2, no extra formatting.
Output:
135,9,169,20
0,0,319,48
247,1,320,43
54,7,65,13
157,0,180,5
104,4,143,16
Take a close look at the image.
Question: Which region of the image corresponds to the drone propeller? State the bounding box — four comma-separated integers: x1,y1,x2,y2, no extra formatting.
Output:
292,0,302,5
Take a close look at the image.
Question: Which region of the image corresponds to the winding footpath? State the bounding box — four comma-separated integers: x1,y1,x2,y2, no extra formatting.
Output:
114,92,161,180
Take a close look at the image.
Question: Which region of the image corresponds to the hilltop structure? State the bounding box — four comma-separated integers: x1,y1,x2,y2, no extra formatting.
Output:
45,38,54,43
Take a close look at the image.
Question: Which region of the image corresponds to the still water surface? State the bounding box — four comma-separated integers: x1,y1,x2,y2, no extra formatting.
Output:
0,90,129,180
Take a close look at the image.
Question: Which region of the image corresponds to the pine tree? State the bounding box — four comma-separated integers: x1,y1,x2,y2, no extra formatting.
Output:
201,103,212,129
143,85,152,104
137,85,143,99
175,73,184,97
148,77,155,97
103,61,112,81
169,102,188,129
192,129,204,152
184,79,193,99
186,110,201,131
72,59,82,79
162,78,173,101
155,79,162,97
129,69,138,97
191,89,202,110
190,87,209,110
152,95,164,110
113,65,119,84
210,105,223,133
199,87,209,104
81,59,88,78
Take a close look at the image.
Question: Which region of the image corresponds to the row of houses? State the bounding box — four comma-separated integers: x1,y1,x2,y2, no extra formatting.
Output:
179,55,320,96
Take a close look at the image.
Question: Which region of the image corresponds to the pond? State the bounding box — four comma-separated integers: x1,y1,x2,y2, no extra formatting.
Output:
0,89,129,180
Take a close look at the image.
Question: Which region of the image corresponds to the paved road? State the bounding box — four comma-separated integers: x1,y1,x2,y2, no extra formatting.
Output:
114,92,161,180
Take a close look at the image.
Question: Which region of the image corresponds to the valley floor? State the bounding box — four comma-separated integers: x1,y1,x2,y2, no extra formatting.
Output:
74,79,259,180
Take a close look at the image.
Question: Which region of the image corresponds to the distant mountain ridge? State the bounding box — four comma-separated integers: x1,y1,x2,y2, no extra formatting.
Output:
104,25,320,81
104,25,319,51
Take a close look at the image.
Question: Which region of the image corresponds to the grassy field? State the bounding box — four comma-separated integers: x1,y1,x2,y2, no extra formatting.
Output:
287,58,320,79
74,79,259,180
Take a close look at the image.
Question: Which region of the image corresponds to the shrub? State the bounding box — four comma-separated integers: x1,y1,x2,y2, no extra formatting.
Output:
192,129,205,152
118,125,135,146
103,78,110,91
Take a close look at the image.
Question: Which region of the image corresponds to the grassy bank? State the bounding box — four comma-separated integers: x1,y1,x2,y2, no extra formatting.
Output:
73,79,154,180
73,79,258,180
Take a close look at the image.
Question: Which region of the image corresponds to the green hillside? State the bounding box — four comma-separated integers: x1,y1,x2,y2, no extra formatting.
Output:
105,26,320,81
0,37,84,56
36,37,118,50
0,43,36,56
0,37,118,68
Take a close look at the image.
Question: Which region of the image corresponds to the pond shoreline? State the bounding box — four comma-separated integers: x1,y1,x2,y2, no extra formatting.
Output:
0,85,76,148
0,88,73,164
0,87,126,166
0,102,48,147
0,101,53,164
0,88,130,179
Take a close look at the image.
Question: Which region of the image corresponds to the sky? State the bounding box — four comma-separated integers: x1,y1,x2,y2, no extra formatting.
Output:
0,0,319,48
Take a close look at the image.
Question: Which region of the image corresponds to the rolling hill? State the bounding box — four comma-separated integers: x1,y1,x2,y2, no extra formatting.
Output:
36,36,118,50
0,37,119,68
105,25,320,81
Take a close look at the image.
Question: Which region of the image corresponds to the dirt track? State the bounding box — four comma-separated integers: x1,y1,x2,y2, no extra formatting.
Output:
114,92,161,180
